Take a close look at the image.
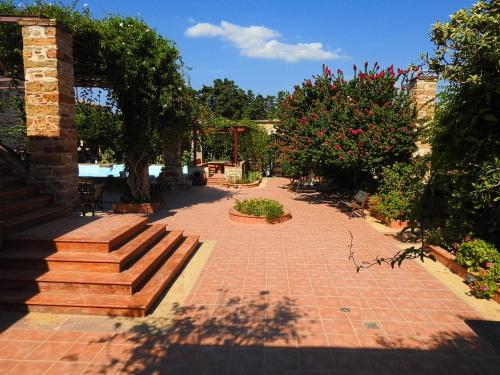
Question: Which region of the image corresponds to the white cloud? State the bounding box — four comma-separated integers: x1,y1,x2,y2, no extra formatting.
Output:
185,21,344,63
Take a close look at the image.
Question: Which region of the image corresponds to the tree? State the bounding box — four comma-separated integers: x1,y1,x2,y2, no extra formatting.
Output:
420,0,500,247
275,64,418,188
0,1,192,203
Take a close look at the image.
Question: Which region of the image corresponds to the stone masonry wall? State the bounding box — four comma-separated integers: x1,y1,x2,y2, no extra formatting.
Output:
411,76,437,156
20,19,78,212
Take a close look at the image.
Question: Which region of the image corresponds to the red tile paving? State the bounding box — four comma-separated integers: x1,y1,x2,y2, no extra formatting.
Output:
0,178,498,374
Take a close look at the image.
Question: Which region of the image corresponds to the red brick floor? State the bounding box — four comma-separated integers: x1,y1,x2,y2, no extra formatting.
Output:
0,178,498,374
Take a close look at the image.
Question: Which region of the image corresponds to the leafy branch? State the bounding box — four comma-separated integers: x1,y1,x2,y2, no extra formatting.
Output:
347,228,435,273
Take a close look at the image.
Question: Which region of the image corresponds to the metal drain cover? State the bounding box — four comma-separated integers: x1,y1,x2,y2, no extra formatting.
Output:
364,321,380,330
340,307,351,313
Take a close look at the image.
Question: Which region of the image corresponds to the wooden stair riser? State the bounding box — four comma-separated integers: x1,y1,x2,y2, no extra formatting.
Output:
0,259,119,273
0,196,53,220
5,207,66,233
0,280,132,295
143,236,199,313
0,176,24,189
0,186,39,201
129,231,184,292
0,303,144,317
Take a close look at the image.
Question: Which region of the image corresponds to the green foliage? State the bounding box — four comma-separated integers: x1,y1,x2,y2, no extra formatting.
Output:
275,63,418,186
0,1,195,203
455,239,500,272
234,198,284,222
470,273,498,299
422,0,500,247
374,157,428,220
76,94,123,163
201,117,271,170
247,171,262,183
197,79,277,120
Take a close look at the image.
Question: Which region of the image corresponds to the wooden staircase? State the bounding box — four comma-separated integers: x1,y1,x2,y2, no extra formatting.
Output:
0,155,200,317
0,215,199,317
0,157,66,234
206,172,227,186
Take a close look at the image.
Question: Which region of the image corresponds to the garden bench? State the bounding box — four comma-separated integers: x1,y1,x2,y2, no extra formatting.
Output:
343,190,370,217
294,173,319,192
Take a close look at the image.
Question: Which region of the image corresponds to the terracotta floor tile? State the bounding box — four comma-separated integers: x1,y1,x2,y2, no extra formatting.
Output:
45,361,88,375
26,341,73,361
47,331,84,343
0,359,18,374
0,340,40,359
60,343,105,363
6,361,53,375
321,319,355,335
17,329,53,341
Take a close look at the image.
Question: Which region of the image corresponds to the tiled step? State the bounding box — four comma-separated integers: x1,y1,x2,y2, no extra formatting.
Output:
0,235,199,316
0,195,53,220
0,185,39,201
0,230,184,294
0,165,12,175
3,206,66,234
0,176,24,188
5,216,148,252
0,224,166,273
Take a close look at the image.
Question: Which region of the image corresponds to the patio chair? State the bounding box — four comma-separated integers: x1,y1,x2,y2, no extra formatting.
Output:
342,190,370,218
295,172,318,192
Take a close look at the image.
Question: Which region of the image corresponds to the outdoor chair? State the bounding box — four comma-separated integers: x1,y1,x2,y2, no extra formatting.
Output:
295,172,319,192
342,190,370,218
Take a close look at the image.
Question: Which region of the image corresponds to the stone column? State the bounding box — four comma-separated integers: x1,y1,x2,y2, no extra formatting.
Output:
19,19,78,212
410,75,437,156
161,127,185,188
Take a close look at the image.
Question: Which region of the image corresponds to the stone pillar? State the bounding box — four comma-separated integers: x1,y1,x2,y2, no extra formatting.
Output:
161,128,186,189
410,75,437,156
19,19,78,212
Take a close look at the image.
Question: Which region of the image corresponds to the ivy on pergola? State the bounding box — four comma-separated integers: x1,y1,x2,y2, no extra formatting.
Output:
0,1,190,202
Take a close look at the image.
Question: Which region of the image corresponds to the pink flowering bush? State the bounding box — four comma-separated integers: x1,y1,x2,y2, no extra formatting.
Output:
275,63,419,185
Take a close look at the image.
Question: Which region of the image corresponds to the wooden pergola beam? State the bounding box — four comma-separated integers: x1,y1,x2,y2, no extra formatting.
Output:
0,15,47,24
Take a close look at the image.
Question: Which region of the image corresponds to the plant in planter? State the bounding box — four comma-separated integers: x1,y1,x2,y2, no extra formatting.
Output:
455,238,500,299
234,198,285,222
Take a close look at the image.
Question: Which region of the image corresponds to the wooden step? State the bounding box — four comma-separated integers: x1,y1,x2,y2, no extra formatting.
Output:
3,206,66,233
0,185,38,201
5,215,148,252
0,236,200,316
139,235,199,313
0,176,24,188
0,224,166,273
0,195,53,219
0,165,12,175
0,231,184,294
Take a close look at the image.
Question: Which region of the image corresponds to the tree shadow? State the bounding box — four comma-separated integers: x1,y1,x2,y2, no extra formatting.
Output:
77,294,499,375
148,186,237,221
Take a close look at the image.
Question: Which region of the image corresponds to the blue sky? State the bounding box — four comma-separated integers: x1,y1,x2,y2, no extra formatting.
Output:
80,0,473,96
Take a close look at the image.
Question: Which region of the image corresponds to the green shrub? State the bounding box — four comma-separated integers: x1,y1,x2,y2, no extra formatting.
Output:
375,158,427,221
234,198,284,222
470,272,498,299
455,239,500,272
247,171,262,183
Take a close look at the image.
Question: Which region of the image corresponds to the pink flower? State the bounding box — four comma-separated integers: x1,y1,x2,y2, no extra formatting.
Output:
485,262,494,269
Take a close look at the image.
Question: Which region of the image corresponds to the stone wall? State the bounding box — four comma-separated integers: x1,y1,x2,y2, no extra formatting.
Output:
20,19,78,212
410,75,437,156
0,79,26,151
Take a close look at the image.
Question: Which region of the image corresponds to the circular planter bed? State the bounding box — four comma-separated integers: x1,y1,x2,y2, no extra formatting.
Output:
113,202,163,214
229,207,291,224
222,180,261,189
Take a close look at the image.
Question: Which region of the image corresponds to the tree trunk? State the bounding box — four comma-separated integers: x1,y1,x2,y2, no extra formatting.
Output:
127,152,150,202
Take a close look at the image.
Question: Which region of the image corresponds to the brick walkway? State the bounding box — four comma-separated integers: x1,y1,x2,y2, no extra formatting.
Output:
0,178,498,374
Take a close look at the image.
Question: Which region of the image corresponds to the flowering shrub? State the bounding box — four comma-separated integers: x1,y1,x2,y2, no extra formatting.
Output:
455,238,499,299
455,239,499,272
275,63,419,185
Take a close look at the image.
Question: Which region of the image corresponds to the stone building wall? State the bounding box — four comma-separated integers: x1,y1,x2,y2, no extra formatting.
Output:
19,19,78,212
410,75,438,156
